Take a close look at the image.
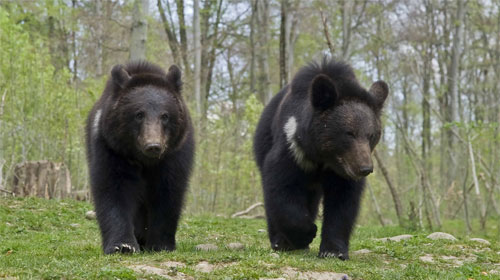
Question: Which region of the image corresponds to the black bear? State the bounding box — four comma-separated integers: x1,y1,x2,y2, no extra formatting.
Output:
85,61,194,254
253,58,388,260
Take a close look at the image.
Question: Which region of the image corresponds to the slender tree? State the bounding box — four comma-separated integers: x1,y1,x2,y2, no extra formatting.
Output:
130,0,149,61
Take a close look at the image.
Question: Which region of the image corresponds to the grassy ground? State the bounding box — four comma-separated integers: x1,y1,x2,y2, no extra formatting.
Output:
0,197,499,279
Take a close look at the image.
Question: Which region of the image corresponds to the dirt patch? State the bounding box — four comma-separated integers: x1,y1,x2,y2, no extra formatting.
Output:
160,261,186,269
280,267,348,280
419,254,434,263
129,264,193,280
194,261,237,273
418,254,477,267
352,248,372,255
195,262,215,273
377,234,413,242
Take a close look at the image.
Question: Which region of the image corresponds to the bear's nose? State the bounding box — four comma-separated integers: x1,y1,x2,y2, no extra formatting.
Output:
359,166,373,176
145,143,162,155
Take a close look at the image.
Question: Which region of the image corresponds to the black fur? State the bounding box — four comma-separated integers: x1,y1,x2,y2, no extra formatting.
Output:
85,61,194,254
253,58,388,260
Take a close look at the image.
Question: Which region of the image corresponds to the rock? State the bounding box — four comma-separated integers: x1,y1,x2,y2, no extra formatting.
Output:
377,234,413,242
470,238,490,246
270,253,280,259
426,232,457,241
195,244,218,251
419,254,434,263
195,261,215,273
227,242,245,250
352,249,372,255
258,229,266,233
85,210,96,220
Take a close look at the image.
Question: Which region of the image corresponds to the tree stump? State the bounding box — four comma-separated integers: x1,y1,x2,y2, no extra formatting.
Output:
12,160,72,199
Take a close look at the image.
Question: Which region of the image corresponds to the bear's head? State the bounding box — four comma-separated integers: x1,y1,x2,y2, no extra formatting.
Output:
293,72,388,180
103,64,188,162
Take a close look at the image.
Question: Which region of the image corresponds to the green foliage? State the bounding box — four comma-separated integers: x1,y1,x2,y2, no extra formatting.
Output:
189,95,264,215
0,7,94,190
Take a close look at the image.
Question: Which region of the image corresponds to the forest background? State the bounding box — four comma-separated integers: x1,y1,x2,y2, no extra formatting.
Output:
0,0,499,235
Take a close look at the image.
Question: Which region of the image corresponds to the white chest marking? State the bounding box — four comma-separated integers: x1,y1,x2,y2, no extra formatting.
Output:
92,109,102,136
283,116,316,171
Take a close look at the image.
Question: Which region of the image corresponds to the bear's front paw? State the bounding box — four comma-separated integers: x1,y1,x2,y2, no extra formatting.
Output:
144,242,176,252
319,240,349,260
104,243,140,254
271,236,295,251
318,250,349,260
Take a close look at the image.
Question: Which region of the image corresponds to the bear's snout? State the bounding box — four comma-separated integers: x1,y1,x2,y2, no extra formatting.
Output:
341,141,373,179
144,143,162,156
139,122,167,158
358,165,373,176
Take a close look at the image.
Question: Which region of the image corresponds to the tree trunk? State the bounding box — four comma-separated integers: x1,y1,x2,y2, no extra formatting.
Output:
256,0,272,104
446,0,465,184
130,0,149,61
374,149,404,226
340,0,351,59
202,0,224,119
249,0,257,94
176,0,191,77
71,0,78,81
287,0,300,81
279,0,289,88
367,182,386,227
193,0,201,117
422,1,433,182
12,161,72,199
0,90,6,190
157,0,180,65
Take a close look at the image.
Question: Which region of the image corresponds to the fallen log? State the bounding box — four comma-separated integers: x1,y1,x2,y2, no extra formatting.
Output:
231,202,264,218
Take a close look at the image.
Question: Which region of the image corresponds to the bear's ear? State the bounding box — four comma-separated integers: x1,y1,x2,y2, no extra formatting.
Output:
166,65,182,92
369,80,389,109
111,64,131,89
310,74,337,110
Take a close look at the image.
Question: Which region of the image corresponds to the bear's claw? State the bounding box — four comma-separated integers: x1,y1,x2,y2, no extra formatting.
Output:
111,243,137,254
318,251,348,260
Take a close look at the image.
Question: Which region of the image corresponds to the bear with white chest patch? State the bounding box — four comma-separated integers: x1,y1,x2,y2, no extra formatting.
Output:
253,58,388,260
86,61,194,254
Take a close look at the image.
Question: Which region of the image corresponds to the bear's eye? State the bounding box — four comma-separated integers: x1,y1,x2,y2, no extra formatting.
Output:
161,114,169,122
346,131,356,138
135,112,145,121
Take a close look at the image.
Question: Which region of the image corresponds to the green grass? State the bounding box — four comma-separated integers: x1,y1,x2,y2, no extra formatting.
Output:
1,197,499,279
